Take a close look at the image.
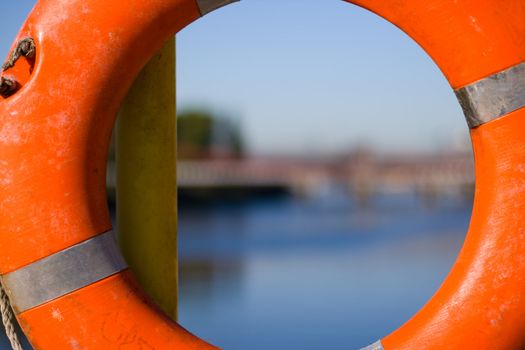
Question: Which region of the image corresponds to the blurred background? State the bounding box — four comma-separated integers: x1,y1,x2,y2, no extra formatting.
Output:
1,1,473,349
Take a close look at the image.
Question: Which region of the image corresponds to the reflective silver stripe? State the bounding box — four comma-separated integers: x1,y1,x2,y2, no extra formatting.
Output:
0,231,127,314
455,61,525,128
196,0,239,16
360,340,384,350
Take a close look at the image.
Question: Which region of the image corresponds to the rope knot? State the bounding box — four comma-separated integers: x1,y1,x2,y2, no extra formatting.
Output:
2,37,35,71
0,38,35,98
0,77,18,98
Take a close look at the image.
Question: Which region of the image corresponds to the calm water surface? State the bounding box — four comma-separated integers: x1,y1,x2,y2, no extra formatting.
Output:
178,193,470,349
0,193,470,349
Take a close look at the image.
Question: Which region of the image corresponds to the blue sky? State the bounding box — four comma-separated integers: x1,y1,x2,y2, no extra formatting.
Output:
1,1,468,156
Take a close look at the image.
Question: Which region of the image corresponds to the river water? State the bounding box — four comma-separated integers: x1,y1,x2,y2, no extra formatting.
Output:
178,192,470,349
0,192,471,349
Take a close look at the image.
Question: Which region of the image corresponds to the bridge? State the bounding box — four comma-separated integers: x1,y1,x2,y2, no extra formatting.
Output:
107,152,474,199
176,152,474,197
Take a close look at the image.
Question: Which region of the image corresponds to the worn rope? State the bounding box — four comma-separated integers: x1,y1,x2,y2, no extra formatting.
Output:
0,37,35,98
2,38,35,71
0,38,34,350
0,38,33,350
0,284,22,350
0,76,16,98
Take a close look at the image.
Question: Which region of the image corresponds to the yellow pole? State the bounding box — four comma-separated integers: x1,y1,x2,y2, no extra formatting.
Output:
116,37,178,320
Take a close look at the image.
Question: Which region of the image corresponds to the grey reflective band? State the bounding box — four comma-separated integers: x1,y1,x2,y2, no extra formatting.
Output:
360,340,384,350
0,231,127,314
196,0,239,16
455,61,525,128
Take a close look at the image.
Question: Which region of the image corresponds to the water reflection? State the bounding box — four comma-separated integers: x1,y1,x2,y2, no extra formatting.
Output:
0,193,470,350
179,194,470,349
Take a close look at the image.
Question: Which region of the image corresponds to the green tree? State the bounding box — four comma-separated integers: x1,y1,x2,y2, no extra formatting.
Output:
177,109,244,159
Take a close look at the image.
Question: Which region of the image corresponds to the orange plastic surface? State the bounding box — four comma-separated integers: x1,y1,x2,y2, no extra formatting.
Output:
19,270,215,349
0,0,201,273
349,0,525,88
1,0,525,349
383,108,525,349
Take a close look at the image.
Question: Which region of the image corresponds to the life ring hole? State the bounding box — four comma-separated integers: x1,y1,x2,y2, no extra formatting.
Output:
169,1,474,349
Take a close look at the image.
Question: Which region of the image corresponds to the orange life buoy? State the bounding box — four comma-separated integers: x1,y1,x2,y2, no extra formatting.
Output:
0,0,525,349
